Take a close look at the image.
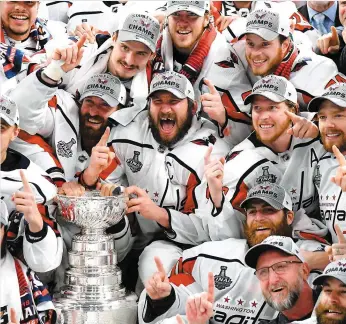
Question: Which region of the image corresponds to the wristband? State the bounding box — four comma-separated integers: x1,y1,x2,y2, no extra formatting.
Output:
78,170,100,190
43,60,65,81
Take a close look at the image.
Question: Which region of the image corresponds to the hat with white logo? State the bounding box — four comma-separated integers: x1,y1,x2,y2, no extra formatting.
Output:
166,1,210,17
149,71,195,101
244,75,297,105
239,8,290,41
0,94,19,127
0,200,9,227
80,74,127,107
118,13,160,52
313,259,346,285
240,183,292,211
245,236,305,269
308,83,346,113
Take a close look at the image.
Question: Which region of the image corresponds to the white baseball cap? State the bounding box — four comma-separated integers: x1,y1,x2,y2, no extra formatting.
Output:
166,1,210,17
240,8,290,41
80,74,127,107
313,259,346,286
240,183,293,211
117,13,160,52
245,236,304,269
149,71,195,101
308,83,346,112
0,94,19,127
244,75,297,105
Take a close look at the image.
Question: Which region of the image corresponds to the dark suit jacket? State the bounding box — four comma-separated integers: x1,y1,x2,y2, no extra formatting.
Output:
298,2,342,28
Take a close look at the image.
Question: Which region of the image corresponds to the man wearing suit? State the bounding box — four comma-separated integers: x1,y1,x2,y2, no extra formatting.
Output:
298,1,342,35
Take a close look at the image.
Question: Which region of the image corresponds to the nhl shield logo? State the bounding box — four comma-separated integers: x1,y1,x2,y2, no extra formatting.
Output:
214,266,232,290
126,151,143,173
57,138,76,158
256,166,277,185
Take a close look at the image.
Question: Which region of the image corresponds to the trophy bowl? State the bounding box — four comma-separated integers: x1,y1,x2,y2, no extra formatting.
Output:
57,190,126,230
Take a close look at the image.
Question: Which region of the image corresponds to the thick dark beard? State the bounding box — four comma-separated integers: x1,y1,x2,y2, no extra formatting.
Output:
79,114,109,155
316,302,346,324
149,109,193,148
244,214,292,247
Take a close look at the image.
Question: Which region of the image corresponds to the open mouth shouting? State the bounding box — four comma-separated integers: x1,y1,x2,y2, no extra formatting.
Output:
160,117,176,135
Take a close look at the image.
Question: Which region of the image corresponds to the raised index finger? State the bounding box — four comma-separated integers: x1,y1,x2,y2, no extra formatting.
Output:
154,256,166,275
204,145,213,165
331,26,338,41
97,127,110,146
335,224,346,243
76,34,87,49
207,272,215,303
20,169,32,193
203,79,218,95
332,145,346,166
10,308,17,324
284,110,300,124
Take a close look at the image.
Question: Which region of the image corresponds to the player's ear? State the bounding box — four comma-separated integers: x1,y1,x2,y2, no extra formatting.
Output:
112,31,119,43
286,210,294,226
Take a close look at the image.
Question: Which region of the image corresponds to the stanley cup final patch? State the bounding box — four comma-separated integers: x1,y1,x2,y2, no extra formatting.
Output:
57,138,76,158
126,151,143,173
214,266,232,290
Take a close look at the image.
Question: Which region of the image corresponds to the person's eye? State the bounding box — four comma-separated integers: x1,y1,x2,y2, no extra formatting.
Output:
270,106,278,110
263,42,270,47
121,45,129,52
262,208,275,214
275,263,287,272
335,114,344,118
246,42,254,48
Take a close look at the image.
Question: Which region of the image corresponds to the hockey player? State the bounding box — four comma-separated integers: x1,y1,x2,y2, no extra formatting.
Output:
138,184,325,324
0,94,62,273
0,1,68,94
64,11,160,110
0,200,57,324
198,75,330,272
245,237,320,323
151,0,253,146
97,71,231,289
307,83,346,243
211,1,320,49
232,8,342,111
293,259,346,324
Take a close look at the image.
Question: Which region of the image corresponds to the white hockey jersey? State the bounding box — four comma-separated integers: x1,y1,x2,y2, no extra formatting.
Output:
153,29,253,147
138,236,325,324
1,149,63,273
105,112,231,255
197,132,326,241
314,151,346,243
232,40,341,112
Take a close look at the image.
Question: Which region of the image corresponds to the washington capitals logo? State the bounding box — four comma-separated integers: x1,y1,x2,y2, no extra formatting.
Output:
260,185,271,190
215,51,239,69
162,75,174,81
292,58,311,73
338,261,346,267
255,13,266,19
191,134,216,146
98,78,108,84
262,78,271,84
140,19,151,28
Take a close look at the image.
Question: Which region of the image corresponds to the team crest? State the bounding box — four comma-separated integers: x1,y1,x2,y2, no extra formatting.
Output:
214,266,232,290
140,19,151,28
78,155,88,163
313,165,322,188
256,166,277,184
57,138,76,158
126,151,143,173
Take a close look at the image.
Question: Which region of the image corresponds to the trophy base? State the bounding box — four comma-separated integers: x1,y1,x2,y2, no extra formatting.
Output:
55,291,138,324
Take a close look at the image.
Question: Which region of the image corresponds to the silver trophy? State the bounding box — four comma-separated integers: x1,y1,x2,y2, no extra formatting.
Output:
54,190,137,324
